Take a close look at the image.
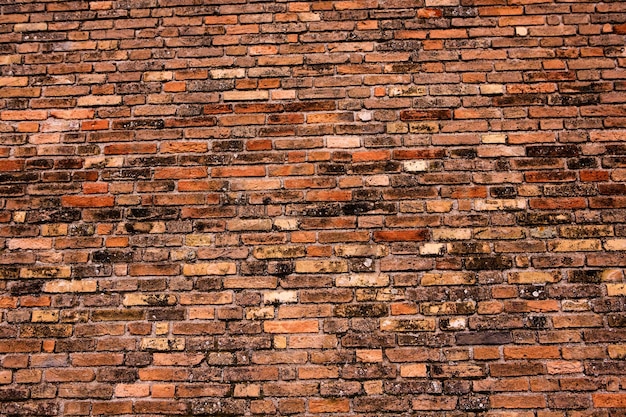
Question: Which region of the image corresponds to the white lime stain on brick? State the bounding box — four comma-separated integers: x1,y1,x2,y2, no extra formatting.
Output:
404,160,429,172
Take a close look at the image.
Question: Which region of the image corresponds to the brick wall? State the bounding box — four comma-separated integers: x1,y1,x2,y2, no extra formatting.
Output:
1,0,626,415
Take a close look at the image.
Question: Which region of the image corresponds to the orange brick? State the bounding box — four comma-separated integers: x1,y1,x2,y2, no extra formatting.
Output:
309,399,350,413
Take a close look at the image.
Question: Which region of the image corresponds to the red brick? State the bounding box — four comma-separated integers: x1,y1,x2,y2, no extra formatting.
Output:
154,167,207,180
212,166,266,177
400,109,452,120
491,394,547,409
104,143,157,154
61,195,114,207
374,230,429,242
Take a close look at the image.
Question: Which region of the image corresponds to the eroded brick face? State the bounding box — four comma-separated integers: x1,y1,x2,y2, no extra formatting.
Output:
1,0,626,415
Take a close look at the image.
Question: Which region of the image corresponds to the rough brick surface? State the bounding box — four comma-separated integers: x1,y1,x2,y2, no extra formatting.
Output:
1,0,626,415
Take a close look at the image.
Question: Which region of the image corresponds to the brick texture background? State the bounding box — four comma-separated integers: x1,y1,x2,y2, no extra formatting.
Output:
2,0,626,415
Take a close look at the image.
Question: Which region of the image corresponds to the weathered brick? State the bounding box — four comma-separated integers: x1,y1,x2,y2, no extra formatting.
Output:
380,318,437,332
139,338,185,351
421,272,476,286
508,271,561,284
294,260,348,274
43,280,97,293
336,273,389,287
264,320,319,333
123,294,177,306
20,267,71,279
182,263,237,276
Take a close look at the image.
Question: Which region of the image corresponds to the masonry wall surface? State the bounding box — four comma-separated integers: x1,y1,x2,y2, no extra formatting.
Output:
1,0,626,415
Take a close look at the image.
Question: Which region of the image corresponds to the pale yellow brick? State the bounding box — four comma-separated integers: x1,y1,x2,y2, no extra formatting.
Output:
481,134,507,144
13,212,26,223
434,229,472,241
421,272,476,286
210,68,246,79
43,279,96,292
480,84,504,95
336,273,390,287
419,243,446,256
264,291,298,304
404,160,429,172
